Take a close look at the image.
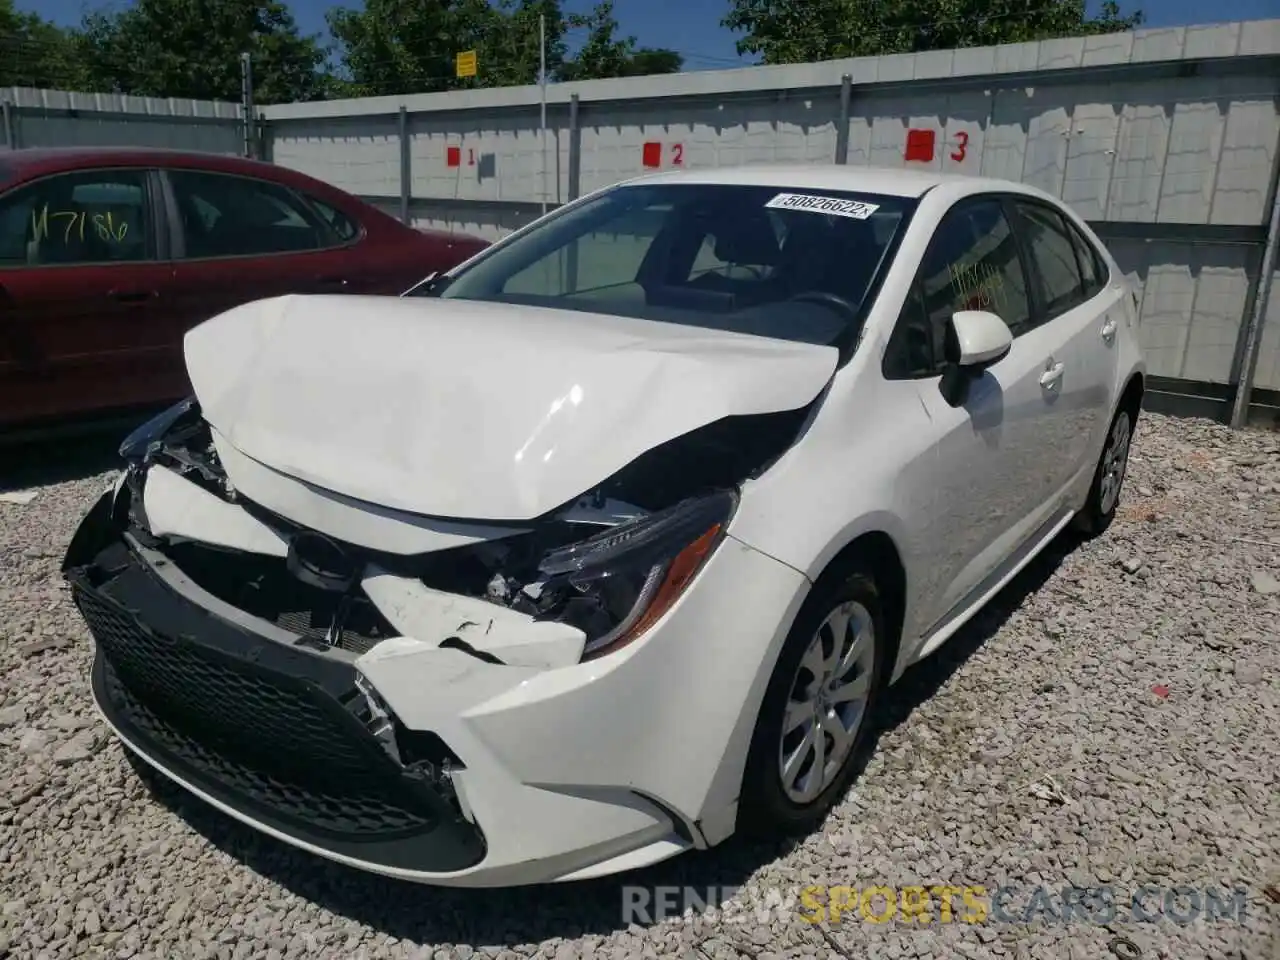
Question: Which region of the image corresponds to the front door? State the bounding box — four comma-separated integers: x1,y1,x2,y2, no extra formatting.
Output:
0,167,179,427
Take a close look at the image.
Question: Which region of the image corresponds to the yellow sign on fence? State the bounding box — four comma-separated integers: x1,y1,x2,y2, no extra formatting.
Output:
456,50,477,78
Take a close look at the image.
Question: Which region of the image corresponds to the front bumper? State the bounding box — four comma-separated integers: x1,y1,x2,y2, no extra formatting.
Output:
64,479,810,886
67,491,486,874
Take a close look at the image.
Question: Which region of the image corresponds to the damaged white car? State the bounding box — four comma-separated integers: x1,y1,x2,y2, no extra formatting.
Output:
64,165,1145,887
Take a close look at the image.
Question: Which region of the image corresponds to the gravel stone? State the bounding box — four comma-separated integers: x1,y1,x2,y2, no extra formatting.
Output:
1,412,1277,959
52,729,102,766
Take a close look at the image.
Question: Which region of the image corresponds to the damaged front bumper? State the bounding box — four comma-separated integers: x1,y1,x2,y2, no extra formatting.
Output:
62,470,809,886
65,486,489,875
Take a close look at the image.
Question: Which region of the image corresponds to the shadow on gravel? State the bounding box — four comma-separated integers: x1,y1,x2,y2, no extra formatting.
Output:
128,528,1082,949
0,416,150,492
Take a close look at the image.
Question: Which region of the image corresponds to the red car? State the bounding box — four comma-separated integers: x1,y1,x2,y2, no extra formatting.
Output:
0,147,488,431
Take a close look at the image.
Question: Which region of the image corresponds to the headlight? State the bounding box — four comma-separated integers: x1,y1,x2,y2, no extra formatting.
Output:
535,489,737,660
118,397,198,463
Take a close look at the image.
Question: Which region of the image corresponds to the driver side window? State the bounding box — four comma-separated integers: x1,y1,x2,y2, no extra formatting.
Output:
884,198,1031,379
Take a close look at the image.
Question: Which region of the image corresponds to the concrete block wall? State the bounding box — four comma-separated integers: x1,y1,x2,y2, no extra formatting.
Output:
1,87,244,156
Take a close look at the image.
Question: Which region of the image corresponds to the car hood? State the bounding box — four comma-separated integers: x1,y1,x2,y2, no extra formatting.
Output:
184,293,839,522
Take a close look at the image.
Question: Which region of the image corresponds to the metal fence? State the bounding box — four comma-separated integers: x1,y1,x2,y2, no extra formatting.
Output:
5,17,1280,426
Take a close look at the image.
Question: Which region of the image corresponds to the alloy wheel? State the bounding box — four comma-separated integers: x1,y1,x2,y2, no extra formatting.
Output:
1099,410,1132,516
778,600,876,804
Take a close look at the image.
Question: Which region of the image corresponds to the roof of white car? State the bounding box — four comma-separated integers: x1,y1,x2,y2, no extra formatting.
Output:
622,163,1023,200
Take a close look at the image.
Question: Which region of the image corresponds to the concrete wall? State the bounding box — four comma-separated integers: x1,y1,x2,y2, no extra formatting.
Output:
1,87,243,156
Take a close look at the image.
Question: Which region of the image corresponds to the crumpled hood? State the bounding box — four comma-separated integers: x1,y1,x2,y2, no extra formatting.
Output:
184,293,838,521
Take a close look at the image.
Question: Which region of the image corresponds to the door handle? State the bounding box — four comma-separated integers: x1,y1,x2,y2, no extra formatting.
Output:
1039,361,1065,389
316,276,349,289
1101,316,1118,342
108,289,157,305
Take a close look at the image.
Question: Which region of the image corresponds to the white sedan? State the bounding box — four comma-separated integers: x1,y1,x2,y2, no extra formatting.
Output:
63,164,1144,887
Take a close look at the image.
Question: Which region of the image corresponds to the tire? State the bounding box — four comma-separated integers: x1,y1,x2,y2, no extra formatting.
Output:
1073,401,1137,538
738,566,888,838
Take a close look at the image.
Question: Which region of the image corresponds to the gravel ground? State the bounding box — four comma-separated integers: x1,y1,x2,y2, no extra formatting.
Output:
1,411,1277,960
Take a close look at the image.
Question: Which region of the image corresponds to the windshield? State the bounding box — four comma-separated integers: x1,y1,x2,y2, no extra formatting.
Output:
427,182,916,347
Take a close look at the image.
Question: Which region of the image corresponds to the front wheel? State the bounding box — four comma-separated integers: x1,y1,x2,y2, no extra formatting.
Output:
738,568,886,837
1073,404,1135,537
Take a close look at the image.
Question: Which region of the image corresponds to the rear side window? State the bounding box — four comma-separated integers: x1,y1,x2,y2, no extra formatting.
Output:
1064,218,1108,299
1012,201,1087,320
0,169,153,266
169,170,331,259
308,196,360,243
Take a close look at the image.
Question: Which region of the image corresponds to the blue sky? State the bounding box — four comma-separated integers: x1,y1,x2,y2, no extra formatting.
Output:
21,0,1280,71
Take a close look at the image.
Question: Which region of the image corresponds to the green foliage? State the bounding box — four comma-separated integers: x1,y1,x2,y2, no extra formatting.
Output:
556,1,685,82
0,0,88,89
75,0,329,103
326,0,683,98
722,0,1145,64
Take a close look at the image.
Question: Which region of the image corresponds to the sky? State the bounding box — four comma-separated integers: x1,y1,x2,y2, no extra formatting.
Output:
19,0,1280,71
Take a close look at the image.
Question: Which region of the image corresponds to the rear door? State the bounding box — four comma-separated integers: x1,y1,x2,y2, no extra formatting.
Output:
882,196,1069,636
161,168,365,347
0,167,179,427
1006,197,1118,500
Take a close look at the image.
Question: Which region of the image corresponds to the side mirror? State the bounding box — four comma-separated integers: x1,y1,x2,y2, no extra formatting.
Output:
949,310,1013,368
939,310,1013,407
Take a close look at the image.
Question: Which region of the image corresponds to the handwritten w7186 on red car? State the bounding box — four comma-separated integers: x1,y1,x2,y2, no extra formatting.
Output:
0,146,488,431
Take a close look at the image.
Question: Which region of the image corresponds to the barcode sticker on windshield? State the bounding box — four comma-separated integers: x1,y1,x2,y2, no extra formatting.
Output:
764,192,879,219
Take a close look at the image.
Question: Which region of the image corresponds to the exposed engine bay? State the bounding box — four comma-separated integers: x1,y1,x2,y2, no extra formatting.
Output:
119,396,817,668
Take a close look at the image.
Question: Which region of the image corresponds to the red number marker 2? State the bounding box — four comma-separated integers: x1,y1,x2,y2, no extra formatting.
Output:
672,144,683,165
950,131,969,163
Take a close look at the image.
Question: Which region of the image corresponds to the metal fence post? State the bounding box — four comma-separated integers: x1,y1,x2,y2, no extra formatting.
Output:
568,93,581,202
239,53,255,159
835,74,852,164
257,110,272,163
1230,133,1280,428
1,100,16,150
398,106,411,225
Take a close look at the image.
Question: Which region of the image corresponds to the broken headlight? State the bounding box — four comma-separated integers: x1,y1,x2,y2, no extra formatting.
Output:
534,489,736,660
118,397,198,464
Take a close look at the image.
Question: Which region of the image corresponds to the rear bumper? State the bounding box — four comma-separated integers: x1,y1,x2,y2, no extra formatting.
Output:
64,480,810,886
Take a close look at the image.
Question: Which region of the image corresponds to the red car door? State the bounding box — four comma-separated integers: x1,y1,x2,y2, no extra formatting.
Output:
162,168,369,351
0,167,181,428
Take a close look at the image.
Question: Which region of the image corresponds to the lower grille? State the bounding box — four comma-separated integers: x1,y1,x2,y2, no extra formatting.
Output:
101,658,434,836
75,584,374,778
68,549,487,871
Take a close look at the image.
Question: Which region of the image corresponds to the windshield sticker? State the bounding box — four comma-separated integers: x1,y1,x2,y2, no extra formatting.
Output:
764,193,880,220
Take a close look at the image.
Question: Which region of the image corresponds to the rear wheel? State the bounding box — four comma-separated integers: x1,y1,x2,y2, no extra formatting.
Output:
1073,403,1135,537
738,567,886,837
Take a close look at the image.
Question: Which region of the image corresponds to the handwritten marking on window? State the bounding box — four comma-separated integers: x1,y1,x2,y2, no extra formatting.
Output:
948,258,1014,317
30,204,130,246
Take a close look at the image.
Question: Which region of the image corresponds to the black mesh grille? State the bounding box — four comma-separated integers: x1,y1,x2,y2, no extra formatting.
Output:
100,659,434,836
75,585,371,776
73,582,438,839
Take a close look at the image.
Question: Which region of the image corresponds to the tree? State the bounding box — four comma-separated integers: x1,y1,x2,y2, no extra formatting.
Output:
558,1,685,81
723,0,1144,64
0,0,87,90
327,0,681,99
76,0,328,104
327,0,570,98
